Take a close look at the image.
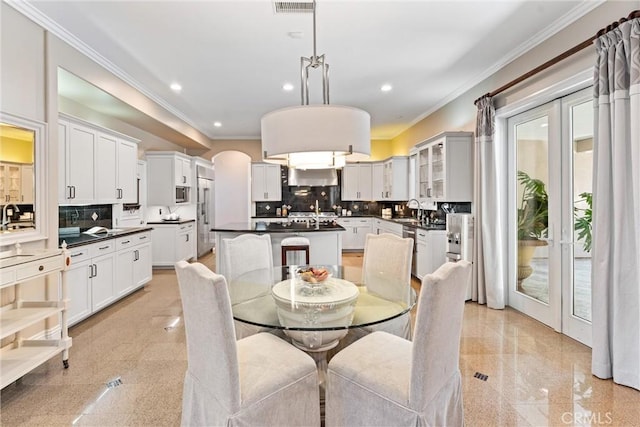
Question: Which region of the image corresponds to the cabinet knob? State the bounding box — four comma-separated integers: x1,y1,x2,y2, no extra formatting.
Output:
38,265,44,271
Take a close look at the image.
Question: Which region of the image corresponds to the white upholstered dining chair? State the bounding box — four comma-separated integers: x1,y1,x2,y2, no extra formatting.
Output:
175,261,320,427
222,233,274,339
338,232,413,350
326,260,471,427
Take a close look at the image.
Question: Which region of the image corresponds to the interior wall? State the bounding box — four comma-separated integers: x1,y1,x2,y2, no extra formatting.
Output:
391,0,638,154
213,151,250,226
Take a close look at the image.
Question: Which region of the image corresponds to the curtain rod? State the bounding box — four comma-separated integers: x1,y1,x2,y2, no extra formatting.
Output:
474,9,640,105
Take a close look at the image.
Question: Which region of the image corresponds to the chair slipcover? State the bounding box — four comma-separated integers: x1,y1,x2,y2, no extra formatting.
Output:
222,234,274,339
340,233,414,349
175,261,320,427
326,260,471,427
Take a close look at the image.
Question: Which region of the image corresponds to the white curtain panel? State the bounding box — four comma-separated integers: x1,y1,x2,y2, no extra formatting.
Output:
591,17,640,391
473,96,506,308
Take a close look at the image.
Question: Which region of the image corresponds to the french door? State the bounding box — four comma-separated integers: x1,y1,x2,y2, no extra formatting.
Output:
507,87,593,346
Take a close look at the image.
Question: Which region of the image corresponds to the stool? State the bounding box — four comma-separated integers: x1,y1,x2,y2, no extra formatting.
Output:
281,237,310,266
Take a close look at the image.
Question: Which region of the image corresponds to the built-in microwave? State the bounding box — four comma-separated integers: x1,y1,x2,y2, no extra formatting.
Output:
176,186,189,203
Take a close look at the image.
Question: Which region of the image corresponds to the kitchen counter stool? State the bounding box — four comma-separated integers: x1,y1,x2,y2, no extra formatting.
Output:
281,236,310,266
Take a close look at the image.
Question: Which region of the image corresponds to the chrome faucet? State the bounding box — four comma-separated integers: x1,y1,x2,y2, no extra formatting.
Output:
406,198,422,223
2,203,20,230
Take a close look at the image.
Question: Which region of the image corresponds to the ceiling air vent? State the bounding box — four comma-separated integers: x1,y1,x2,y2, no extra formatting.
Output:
273,1,314,14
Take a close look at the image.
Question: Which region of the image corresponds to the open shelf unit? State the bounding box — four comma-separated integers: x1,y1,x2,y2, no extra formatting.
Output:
0,247,71,389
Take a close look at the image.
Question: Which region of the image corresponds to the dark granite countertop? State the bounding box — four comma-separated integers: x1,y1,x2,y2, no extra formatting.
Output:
59,226,153,249
250,215,447,231
146,219,195,225
213,222,345,233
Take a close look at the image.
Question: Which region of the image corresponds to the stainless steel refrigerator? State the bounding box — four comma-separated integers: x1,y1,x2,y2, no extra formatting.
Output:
196,166,215,257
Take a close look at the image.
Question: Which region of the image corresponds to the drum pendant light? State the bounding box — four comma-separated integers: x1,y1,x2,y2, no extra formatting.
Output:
261,0,370,169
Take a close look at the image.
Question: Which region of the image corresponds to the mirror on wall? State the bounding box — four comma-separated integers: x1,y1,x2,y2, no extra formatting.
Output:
0,112,46,246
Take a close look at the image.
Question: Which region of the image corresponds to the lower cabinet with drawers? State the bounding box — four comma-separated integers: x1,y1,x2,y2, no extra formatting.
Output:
150,221,196,267
336,218,373,251
66,230,152,326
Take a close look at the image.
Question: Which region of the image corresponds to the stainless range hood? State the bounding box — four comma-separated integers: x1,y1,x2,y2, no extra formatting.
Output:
288,168,338,186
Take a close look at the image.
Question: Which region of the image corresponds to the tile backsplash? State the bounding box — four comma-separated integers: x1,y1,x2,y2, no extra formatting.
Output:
59,204,112,231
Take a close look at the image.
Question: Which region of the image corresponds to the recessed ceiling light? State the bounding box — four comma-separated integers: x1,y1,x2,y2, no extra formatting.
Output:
541,123,548,127
170,82,182,92
380,84,393,92
282,83,294,91
213,122,222,128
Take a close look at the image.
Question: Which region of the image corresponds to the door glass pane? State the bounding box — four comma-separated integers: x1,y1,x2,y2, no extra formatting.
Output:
571,100,593,322
516,116,549,304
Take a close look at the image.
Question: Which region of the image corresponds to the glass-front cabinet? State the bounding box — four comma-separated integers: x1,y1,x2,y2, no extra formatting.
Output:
414,132,474,208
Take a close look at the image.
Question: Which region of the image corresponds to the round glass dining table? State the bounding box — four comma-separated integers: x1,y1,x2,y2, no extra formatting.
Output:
228,265,416,353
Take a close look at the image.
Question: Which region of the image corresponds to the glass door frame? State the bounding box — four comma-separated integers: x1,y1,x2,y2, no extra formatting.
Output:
560,87,593,347
507,100,563,331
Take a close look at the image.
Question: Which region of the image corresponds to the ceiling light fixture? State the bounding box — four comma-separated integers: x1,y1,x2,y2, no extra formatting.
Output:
213,121,222,128
282,83,294,91
381,84,393,92
170,82,182,92
261,0,370,169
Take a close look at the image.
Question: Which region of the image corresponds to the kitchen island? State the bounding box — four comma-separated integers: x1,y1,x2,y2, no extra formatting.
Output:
212,222,345,277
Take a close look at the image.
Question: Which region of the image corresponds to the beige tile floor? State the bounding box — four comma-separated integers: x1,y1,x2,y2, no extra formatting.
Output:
1,252,639,426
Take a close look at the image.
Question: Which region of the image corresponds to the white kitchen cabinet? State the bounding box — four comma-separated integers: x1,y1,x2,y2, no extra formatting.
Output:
175,156,193,187
95,132,118,203
20,164,33,204
416,132,473,207
0,249,72,389
65,230,152,326
146,152,194,206
151,221,196,267
371,163,385,200
341,163,372,201
66,240,116,326
415,229,447,279
58,119,96,204
382,157,408,201
59,115,139,205
376,218,403,237
336,217,372,250
117,139,138,203
408,150,417,202
251,163,282,201
115,231,152,298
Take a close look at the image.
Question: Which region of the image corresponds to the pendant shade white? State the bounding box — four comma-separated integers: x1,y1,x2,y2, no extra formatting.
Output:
260,0,370,170
261,104,370,169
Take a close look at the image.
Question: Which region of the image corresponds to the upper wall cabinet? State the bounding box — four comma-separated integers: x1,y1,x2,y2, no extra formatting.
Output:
251,163,281,202
342,163,372,201
146,151,194,206
380,157,408,201
416,132,473,207
58,115,139,205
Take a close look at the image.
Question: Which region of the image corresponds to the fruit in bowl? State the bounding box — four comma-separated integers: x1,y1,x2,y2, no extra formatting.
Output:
297,267,330,283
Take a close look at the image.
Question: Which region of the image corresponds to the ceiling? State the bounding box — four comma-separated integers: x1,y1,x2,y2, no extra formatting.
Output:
24,0,598,146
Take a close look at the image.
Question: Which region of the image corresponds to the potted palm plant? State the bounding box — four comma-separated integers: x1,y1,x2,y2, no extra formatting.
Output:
517,170,549,283
574,191,592,252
